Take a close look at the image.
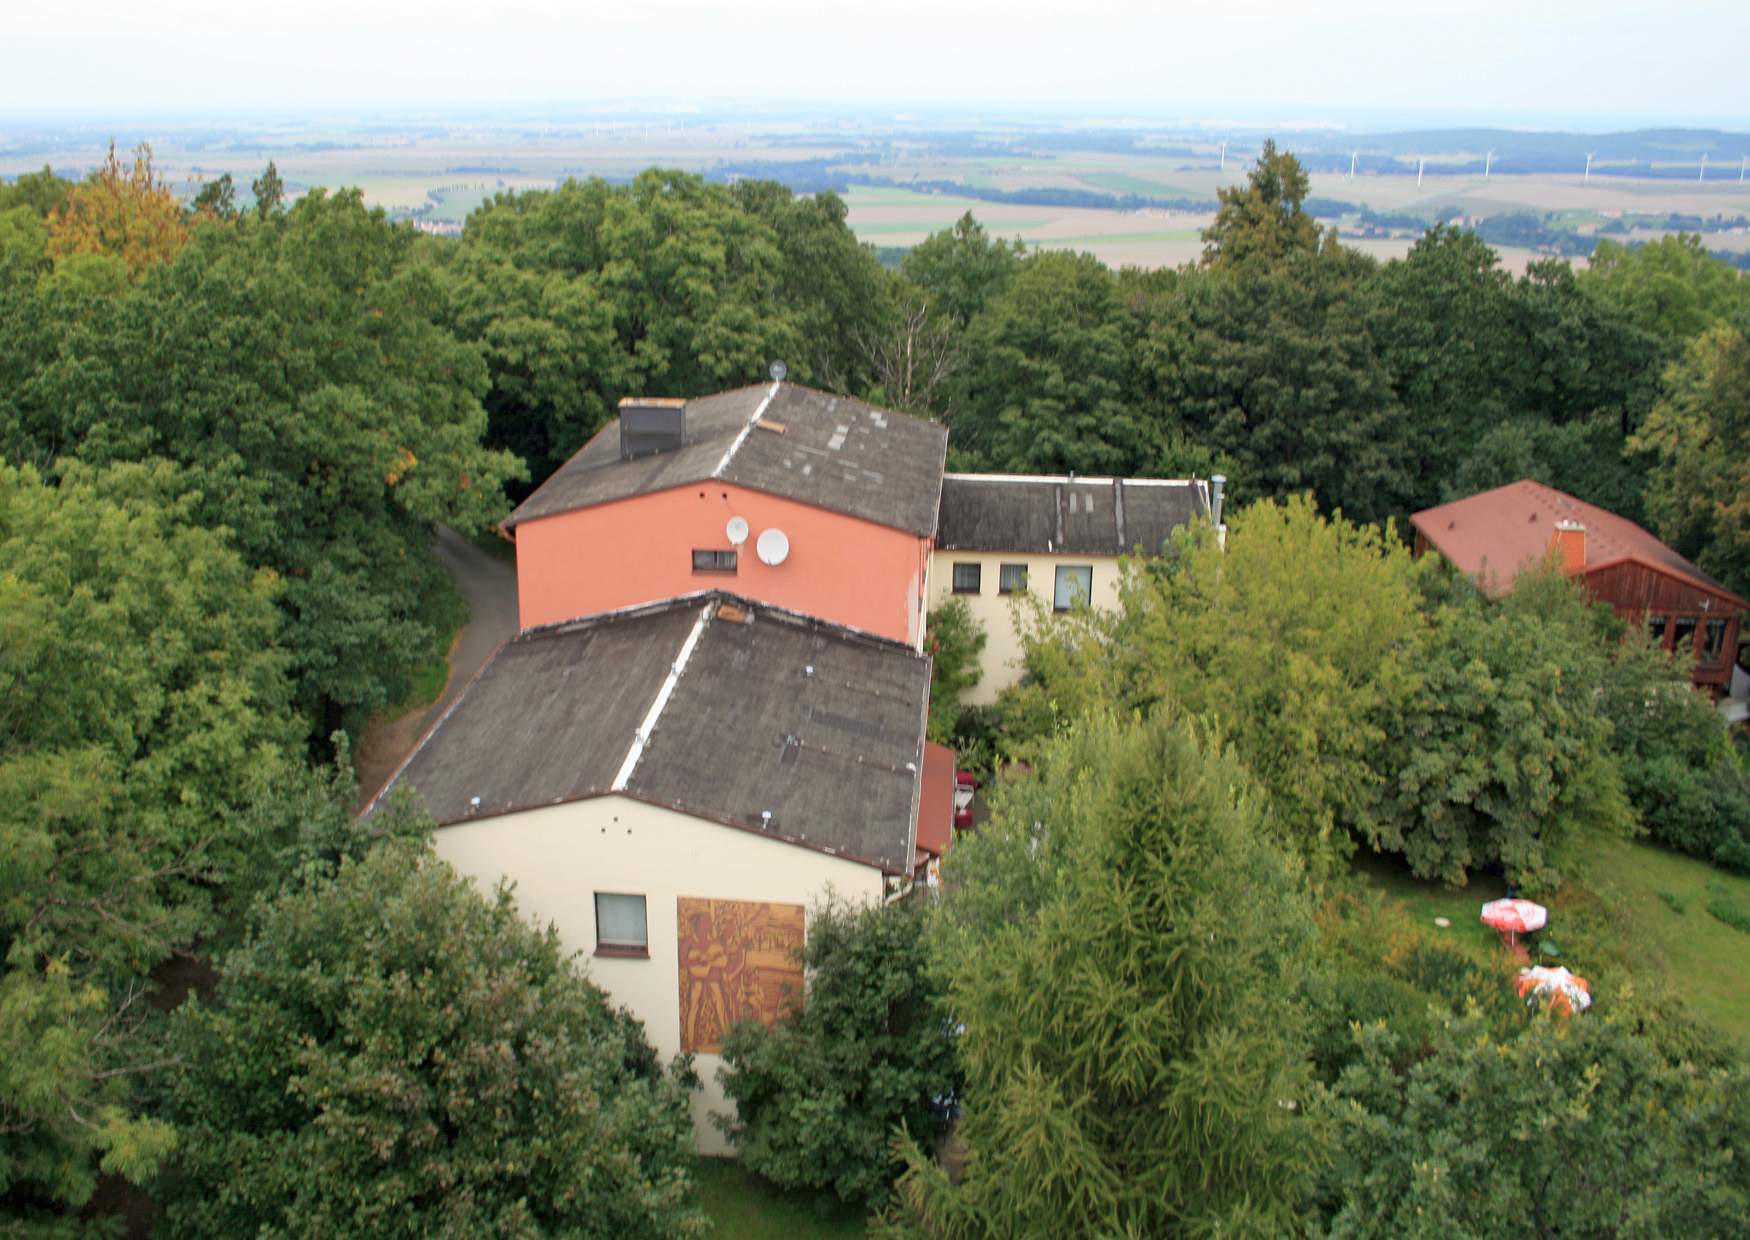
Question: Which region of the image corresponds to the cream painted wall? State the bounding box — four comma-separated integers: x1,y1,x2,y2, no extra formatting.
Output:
433,795,885,1154
927,550,1122,704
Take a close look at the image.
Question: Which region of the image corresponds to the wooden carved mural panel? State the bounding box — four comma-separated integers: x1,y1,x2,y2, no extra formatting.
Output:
676,897,805,1053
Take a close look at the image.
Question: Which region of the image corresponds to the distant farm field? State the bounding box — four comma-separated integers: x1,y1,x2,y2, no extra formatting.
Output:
7,118,1744,272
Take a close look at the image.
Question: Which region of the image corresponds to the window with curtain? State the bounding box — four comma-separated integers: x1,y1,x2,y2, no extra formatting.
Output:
1054,565,1093,611
951,562,982,594
594,892,648,956
998,563,1028,594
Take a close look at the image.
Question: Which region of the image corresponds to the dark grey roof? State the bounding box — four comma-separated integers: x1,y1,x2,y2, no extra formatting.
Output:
505,383,949,538
936,474,1210,556
362,593,928,874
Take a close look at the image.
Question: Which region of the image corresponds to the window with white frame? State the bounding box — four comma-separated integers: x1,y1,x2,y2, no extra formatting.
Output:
1053,564,1093,611
594,892,648,957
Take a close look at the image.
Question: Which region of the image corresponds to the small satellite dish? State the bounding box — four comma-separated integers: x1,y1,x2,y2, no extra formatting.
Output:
725,516,749,546
769,360,788,382
756,528,790,566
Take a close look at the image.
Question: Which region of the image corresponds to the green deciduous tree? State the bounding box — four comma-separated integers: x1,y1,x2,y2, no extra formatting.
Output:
1600,629,1750,871
900,211,1023,328
730,181,890,393
1109,496,1426,875
924,596,986,743
0,460,305,1226
0,166,73,218
1447,414,1649,524
1371,570,1634,890
1631,322,1750,598
717,897,960,1211
1583,233,1750,344
447,172,802,482
1322,1006,1750,1238
157,841,704,1238
9,187,522,739
948,250,1150,473
1165,250,1412,522
887,712,1326,1235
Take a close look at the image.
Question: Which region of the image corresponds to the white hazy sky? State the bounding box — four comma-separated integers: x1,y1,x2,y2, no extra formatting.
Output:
7,0,1749,127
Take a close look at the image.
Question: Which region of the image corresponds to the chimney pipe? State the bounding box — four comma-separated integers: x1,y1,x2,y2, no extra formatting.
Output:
1210,474,1227,529
1552,519,1585,571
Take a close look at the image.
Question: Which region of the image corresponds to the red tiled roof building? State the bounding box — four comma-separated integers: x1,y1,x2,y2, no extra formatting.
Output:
1411,480,1747,693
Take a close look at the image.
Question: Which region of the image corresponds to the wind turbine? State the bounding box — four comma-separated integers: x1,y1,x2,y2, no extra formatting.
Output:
1699,152,1708,182
1584,152,1593,184
1740,154,1747,184
1484,150,1493,179
1218,140,1227,172
1348,150,1358,180
1417,156,1425,188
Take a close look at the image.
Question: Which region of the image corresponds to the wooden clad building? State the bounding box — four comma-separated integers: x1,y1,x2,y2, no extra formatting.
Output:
1411,480,1748,693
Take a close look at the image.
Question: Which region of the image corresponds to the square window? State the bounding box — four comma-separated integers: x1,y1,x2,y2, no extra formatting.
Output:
951,562,982,594
692,549,737,573
1648,614,1668,645
998,563,1028,594
1054,565,1093,611
1702,617,1728,664
594,892,648,957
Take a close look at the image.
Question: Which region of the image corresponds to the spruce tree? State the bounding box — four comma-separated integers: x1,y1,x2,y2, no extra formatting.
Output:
889,711,1326,1235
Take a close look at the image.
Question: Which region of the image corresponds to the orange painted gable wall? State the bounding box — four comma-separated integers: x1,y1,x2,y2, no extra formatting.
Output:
514,482,930,647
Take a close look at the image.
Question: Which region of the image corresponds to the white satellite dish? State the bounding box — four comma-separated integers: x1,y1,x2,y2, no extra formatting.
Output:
725,516,750,546
756,528,790,566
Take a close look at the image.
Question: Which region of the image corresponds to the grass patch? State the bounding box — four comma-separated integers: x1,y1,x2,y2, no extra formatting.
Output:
1706,882,1750,934
693,1158,867,1238
1355,838,1750,1046
1350,850,1508,959
1580,836,1750,1041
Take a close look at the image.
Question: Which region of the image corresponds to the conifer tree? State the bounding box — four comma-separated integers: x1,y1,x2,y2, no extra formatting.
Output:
888,711,1326,1235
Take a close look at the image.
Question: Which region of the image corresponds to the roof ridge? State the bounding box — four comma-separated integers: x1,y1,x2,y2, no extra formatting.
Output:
610,598,715,791
710,380,781,479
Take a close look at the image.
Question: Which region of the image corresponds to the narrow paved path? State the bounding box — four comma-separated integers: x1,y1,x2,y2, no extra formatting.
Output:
354,526,519,807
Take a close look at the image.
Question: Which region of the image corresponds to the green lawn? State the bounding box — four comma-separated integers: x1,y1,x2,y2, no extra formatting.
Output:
694,1159,866,1238
1577,835,1750,1042
1353,837,1750,1045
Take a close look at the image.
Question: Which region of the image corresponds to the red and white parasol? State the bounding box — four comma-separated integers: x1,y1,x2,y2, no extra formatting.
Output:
1480,897,1547,950
1480,898,1547,935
